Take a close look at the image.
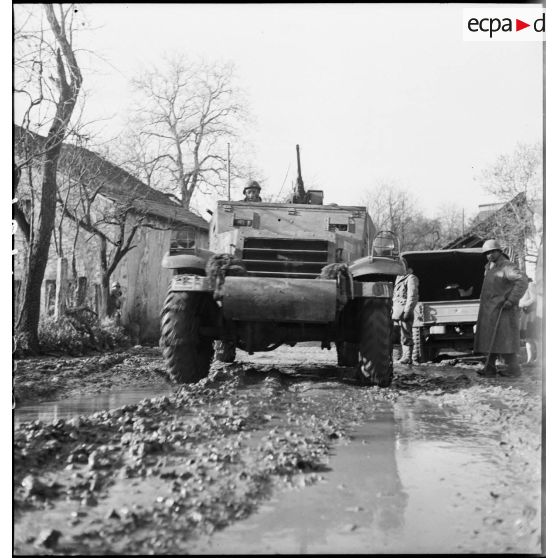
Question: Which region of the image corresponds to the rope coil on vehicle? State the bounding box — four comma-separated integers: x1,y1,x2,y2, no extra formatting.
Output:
205,254,247,301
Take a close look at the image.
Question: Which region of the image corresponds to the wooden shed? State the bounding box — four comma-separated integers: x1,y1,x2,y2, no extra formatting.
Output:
13,129,210,341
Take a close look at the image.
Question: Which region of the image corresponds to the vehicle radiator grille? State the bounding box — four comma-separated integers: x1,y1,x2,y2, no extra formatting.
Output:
242,238,330,278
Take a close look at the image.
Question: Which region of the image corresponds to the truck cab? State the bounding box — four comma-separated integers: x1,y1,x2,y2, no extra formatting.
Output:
209,199,374,277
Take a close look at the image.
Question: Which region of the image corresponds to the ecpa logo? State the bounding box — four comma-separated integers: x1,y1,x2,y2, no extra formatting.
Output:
463,8,545,41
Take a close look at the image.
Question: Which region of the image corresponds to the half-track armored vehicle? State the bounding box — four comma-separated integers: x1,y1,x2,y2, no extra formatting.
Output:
160,146,405,387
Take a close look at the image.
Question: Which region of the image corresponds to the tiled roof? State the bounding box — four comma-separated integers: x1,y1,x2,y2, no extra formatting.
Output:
99,192,209,230
14,126,209,230
133,199,209,229
443,192,527,249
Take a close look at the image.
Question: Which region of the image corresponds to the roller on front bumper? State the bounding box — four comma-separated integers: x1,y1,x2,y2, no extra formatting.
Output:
169,274,392,323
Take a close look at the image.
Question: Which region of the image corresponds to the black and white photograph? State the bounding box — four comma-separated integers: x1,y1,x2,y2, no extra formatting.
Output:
11,2,547,555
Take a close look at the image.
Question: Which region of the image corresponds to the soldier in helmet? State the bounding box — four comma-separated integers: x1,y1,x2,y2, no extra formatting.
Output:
392,257,419,365
107,281,123,323
474,239,528,377
242,180,262,202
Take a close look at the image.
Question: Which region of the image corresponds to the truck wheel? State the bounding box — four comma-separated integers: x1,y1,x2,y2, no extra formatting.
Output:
336,342,359,367
160,291,214,383
412,327,436,363
412,327,425,363
214,340,236,363
357,299,393,388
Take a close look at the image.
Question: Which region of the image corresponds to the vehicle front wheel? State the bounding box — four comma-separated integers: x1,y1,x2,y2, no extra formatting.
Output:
160,291,214,383
357,298,393,388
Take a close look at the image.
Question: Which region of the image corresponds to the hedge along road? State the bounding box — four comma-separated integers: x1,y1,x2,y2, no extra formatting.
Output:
13,345,543,555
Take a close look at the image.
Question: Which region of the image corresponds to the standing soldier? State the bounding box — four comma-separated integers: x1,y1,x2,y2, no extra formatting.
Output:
474,239,528,377
519,277,537,366
107,281,123,324
392,258,419,365
242,180,262,202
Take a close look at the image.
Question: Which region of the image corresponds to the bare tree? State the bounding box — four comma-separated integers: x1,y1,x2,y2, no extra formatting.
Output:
127,55,248,209
14,4,83,351
404,215,441,251
363,183,471,251
363,182,417,250
437,204,468,247
474,142,543,268
470,193,532,269
54,149,158,318
479,142,542,209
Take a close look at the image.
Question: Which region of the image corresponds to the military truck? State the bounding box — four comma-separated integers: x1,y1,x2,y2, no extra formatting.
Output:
401,248,485,362
160,146,405,387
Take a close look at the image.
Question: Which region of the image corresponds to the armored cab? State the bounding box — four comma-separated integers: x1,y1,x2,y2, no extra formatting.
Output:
160,146,405,387
210,199,372,275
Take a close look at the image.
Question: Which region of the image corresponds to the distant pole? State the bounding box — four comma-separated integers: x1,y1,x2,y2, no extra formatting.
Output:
227,143,231,201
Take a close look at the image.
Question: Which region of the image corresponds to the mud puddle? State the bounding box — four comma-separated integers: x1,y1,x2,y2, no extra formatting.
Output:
14,385,174,427
12,347,542,554
190,398,539,555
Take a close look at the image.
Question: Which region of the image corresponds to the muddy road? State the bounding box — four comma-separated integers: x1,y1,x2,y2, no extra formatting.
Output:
13,345,543,555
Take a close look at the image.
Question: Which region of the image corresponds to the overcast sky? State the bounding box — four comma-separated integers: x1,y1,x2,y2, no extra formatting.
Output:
16,3,544,218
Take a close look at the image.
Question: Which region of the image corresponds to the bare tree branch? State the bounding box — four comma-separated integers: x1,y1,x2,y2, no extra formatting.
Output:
124,56,249,209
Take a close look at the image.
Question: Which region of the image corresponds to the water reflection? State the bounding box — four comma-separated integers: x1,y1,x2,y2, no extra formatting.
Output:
191,400,409,554
191,398,529,555
14,386,173,426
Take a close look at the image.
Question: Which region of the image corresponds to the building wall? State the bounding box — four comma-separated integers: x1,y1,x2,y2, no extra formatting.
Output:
14,193,209,341
14,217,207,341
13,210,105,314
112,225,173,341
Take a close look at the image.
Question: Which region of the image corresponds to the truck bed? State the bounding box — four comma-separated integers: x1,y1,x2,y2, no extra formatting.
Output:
414,299,480,326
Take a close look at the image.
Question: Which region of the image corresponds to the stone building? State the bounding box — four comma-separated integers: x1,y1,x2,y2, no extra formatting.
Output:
13,132,209,341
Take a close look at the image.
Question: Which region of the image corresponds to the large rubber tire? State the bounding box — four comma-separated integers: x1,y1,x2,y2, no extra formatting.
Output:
160,291,214,384
357,299,393,388
412,327,425,363
214,340,236,363
412,327,436,363
336,342,359,367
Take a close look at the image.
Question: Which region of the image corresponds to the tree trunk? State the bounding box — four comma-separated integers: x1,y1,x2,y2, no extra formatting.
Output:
98,234,110,319
16,150,63,351
99,274,110,320
44,280,56,316
54,256,68,319
15,5,83,352
94,284,101,316
181,184,193,209
75,276,88,307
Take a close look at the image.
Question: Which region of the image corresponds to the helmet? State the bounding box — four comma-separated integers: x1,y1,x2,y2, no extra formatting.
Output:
243,180,261,195
111,281,121,289
481,239,502,253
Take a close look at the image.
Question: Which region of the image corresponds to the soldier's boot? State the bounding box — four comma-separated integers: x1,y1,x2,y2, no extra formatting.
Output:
398,345,413,365
499,353,521,377
478,354,498,377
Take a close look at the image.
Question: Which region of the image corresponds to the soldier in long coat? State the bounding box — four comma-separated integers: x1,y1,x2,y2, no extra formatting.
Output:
474,239,528,377
392,259,419,365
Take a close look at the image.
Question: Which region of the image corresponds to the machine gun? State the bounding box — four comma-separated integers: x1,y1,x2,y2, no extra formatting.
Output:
292,144,307,204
